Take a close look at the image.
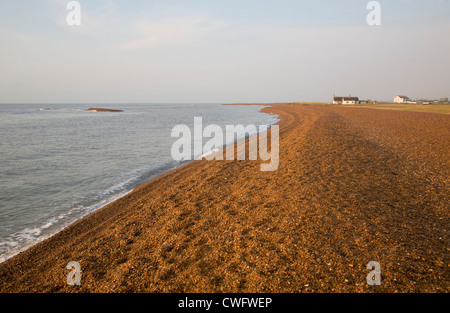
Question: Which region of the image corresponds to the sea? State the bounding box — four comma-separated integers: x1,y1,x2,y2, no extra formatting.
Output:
0,103,278,263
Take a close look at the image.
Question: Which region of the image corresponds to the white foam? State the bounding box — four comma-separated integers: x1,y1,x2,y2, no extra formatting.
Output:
198,148,220,159
41,218,58,230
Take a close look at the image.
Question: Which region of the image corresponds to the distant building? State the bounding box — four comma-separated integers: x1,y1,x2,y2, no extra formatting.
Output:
333,96,360,105
440,97,448,102
394,95,412,103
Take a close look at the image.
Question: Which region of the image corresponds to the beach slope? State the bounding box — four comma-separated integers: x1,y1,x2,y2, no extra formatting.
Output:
0,104,448,293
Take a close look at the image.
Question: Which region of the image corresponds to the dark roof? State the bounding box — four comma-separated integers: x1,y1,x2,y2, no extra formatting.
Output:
334,97,359,101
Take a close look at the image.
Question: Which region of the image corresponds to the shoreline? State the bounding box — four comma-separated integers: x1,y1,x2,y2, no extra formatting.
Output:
0,104,278,264
0,103,448,292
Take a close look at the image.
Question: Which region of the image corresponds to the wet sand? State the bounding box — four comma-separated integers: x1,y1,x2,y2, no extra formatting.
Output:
0,103,448,293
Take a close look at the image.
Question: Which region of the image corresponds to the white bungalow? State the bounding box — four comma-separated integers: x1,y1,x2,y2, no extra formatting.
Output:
333,96,360,105
394,95,412,103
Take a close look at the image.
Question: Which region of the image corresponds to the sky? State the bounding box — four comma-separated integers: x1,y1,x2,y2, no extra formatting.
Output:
0,0,449,103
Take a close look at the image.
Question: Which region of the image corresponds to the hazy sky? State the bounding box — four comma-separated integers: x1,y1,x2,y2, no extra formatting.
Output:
0,0,449,103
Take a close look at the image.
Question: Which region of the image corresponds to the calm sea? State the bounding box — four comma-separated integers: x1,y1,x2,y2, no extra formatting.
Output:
0,103,277,262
